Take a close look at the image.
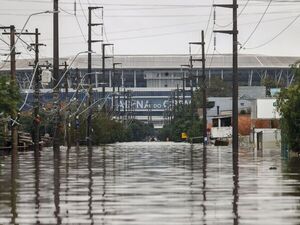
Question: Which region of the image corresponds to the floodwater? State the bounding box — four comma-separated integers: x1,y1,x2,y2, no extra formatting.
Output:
0,142,300,225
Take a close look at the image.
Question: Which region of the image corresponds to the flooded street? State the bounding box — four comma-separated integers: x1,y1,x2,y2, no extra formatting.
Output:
0,142,300,224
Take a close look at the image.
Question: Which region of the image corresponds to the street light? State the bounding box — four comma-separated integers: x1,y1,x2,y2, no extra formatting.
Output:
52,50,94,90
19,11,59,38
0,10,59,70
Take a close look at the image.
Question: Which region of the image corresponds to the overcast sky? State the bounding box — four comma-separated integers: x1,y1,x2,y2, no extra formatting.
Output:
0,0,300,60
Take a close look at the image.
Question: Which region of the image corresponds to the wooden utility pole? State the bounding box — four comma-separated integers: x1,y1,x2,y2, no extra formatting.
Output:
182,71,186,105
102,43,114,108
87,6,103,146
6,28,44,152
63,62,71,149
10,25,18,157
53,0,60,151
75,68,80,147
201,30,207,145
189,39,206,139
2,26,19,156
214,0,239,152
232,0,239,153
29,29,43,152
1,25,18,155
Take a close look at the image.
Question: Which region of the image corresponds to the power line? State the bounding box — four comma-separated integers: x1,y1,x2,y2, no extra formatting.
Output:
4,0,299,7
75,15,87,42
240,0,273,49
245,13,300,49
4,8,300,18
77,0,88,23
37,14,297,43
205,0,215,39
215,0,250,28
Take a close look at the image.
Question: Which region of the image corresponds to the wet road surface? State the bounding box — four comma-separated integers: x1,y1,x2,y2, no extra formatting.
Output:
0,142,300,224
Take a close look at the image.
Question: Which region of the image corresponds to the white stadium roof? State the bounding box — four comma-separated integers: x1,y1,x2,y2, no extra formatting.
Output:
1,54,299,71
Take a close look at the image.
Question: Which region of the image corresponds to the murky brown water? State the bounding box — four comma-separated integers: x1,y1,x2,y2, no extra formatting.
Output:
0,142,300,225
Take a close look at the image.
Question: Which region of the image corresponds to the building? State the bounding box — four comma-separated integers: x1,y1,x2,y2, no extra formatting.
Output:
0,54,298,128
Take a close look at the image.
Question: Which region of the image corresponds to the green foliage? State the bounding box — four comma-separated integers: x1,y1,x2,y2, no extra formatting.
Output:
18,111,50,137
91,115,127,144
70,113,155,145
277,64,300,152
207,77,231,97
0,76,21,146
126,120,155,141
277,84,300,152
159,104,203,142
0,76,21,116
261,77,285,97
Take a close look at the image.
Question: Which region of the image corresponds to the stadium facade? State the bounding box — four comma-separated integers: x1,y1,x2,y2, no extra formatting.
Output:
1,54,299,128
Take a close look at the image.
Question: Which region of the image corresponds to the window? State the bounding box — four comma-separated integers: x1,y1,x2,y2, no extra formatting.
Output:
212,119,218,127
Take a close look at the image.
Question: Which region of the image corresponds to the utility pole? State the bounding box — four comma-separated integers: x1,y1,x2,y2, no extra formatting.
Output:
6,28,44,152
31,29,43,152
1,26,18,156
182,71,186,105
75,68,80,147
188,45,200,120
188,55,194,106
176,84,180,106
102,43,114,106
112,62,122,113
123,88,126,125
181,65,191,106
201,30,207,145
189,36,207,144
214,0,239,152
53,0,60,151
63,62,71,149
117,86,121,120
10,25,18,156
87,6,103,146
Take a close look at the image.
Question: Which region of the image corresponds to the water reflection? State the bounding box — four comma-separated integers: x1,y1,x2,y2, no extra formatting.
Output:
1,143,300,224
101,147,107,222
202,146,207,225
232,152,239,225
88,146,93,224
34,150,41,224
10,155,18,225
53,150,61,224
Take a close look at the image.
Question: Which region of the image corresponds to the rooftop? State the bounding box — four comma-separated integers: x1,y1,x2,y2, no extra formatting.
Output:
1,54,299,71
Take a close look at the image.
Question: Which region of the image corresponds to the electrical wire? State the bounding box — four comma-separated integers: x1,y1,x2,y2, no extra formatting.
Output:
240,0,273,49
215,0,250,28
77,0,101,37
245,13,300,49
75,15,87,42
205,0,215,39
19,63,39,111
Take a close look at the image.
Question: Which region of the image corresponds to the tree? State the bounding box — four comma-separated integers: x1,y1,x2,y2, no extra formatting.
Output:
207,77,231,97
277,85,300,152
277,65,300,152
159,104,203,142
0,76,21,146
261,76,285,97
0,76,20,116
